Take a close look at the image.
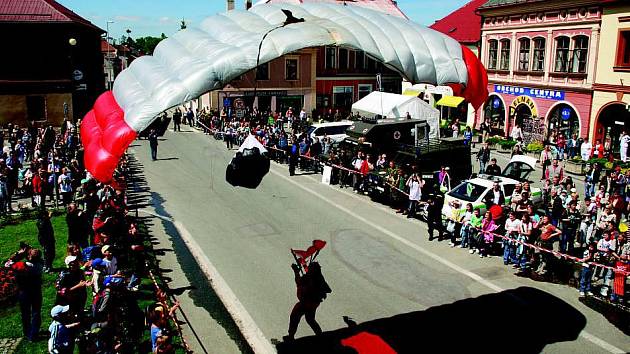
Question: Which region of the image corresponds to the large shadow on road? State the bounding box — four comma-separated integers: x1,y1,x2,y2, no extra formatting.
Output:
126,155,253,354
276,287,586,354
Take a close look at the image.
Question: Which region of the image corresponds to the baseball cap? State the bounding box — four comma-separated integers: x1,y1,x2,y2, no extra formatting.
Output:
101,245,111,254
51,305,70,318
64,255,77,266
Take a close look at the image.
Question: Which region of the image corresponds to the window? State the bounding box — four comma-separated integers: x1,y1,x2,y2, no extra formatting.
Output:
355,50,365,69
571,36,589,73
554,36,570,72
339,48,348,70
488,40,498,69
532,38,545,71
26,96,46,121
285,58,298,80
450,182,486,202
616,30,630,67
325,47,337,69
333,86,354,109
366,56,377,71
255,62,269,80
500,39,511,70
358,84,372,99
518,38,530,71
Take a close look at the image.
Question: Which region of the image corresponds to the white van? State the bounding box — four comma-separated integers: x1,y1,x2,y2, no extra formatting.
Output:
306,121,353,143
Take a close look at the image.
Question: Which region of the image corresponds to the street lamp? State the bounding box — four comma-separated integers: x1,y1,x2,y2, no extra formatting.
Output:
252,10,305,113
105,20,115,90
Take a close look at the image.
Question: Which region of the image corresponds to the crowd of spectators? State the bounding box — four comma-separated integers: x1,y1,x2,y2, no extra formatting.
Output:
1,121,181,353
198,109,629,305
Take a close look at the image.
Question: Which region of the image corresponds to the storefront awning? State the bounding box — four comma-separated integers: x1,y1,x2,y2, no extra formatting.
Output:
436,96,465,108
402,88,421,96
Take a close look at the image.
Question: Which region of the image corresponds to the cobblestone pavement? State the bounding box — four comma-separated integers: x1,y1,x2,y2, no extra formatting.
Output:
0,338,22,354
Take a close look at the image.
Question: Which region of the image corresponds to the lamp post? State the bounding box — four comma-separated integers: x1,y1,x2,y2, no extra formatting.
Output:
105,20,114,90
252,10,304,116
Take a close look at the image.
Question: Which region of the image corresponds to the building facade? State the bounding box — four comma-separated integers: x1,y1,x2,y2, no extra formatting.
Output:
0,0,104,126
477,0,602,142
201,0,405,119
218,49,317,116
590,1,630,152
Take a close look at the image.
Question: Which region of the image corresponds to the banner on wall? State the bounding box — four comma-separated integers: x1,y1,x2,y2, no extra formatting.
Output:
494,85,564,101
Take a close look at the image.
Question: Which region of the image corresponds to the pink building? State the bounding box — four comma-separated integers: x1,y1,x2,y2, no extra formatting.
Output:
477,0,603,143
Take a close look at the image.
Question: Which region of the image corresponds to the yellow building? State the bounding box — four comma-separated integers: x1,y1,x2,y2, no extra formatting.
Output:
590,1,630,151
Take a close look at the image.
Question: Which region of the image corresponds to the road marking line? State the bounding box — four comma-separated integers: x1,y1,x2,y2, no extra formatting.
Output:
268,167,626,354
138,209,275,354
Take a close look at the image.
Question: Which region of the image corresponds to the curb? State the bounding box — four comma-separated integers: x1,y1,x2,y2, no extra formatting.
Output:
172,221,276,354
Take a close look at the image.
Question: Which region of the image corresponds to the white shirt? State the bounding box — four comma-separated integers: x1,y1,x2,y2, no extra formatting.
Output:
581,141,592,160
510,126,523,140
493,190,501,205
407,179,423,201
505,218,521,233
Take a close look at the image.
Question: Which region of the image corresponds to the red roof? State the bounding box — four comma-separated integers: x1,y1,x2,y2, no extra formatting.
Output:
256,0,407,19
430,0,486,44
101,39,116,53
0,0,102,31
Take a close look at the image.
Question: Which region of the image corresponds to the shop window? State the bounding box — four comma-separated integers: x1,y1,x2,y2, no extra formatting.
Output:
339,48,348,70
355,50,365,69
325,46,337,69
487,40,498,69
548,104,579,140
285,58,298,80
358,84,372,99
616,30,630,67
255,62,269,80
554,36,570,73
571,36,589,73
26,96,47,121
333,86,354,110
483,96,505,134
518,38,530,71
532,37,545,71
598,103,630,154
500,39,511,71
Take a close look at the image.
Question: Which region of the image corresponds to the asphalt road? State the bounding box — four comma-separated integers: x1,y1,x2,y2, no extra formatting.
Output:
130,128,628,354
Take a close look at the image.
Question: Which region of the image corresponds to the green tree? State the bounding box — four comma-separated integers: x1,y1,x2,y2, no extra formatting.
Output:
133,35,166,55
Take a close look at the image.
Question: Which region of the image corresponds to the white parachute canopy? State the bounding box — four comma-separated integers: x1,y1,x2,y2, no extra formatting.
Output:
112,2,468,132
351,92,440,139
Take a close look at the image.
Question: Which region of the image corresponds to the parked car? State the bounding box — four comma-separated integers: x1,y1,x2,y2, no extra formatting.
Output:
442,155,543,218
306,121,353,144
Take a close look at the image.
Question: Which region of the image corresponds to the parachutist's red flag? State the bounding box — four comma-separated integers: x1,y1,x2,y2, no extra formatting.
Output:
291,240,327,272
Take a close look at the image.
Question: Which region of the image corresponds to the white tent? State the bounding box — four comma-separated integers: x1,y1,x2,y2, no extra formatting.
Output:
351,91,440,138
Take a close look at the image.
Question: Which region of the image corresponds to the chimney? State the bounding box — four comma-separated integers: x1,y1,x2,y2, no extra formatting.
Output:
227,0,235,11
246,0,252,10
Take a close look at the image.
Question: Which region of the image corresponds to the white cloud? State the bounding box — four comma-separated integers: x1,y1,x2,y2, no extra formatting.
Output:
114,15,142,22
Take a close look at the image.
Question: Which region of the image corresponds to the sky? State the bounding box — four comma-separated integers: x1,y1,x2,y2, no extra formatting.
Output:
57,0,471,42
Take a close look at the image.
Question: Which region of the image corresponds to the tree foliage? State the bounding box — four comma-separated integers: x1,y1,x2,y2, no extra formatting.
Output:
132,35,166,55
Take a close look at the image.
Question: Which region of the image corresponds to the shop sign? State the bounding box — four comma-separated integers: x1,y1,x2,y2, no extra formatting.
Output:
561,107,572,121
510,95,538,118
494,85,564,100
243,90,287,97
493,98,500,109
